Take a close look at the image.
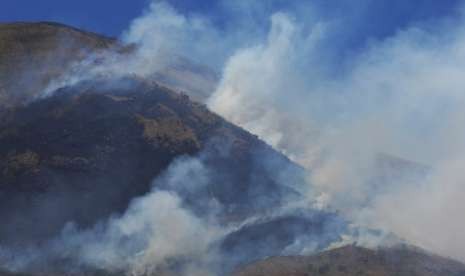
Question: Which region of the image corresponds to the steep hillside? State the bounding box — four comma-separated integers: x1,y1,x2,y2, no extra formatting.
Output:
0,76,304,246
0,22,216,109
0,21,463,276
234,245,465,276
0,22,115,108
0,22,346,275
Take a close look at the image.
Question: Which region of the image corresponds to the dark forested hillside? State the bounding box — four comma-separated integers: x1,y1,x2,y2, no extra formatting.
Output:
0,22,464,276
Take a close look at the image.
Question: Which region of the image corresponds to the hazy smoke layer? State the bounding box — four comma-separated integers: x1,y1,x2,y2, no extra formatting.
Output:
0,148,346,276
83,0,465,263
206,2,465,262
0,155,222,276
9,0,465,272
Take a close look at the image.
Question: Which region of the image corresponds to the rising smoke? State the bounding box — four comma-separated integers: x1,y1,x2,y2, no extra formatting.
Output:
207,1,465,262
117,0,465,262
0,145,346,276
4,0,465,274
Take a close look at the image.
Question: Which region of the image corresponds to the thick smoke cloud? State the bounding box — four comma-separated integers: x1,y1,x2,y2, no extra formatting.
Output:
206,0,465,262
0,155,222,275
0,155,221,275
72,0,465,264
0,148,346,276
8,0,465,272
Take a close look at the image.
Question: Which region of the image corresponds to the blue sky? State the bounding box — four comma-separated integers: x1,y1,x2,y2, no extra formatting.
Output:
1,0,462,38
1,0,149,36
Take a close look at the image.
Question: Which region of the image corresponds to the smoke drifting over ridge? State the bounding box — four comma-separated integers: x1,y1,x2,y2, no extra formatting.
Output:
0,144,346,276
4,0,465,274
115,0,465,262
208,6,465,262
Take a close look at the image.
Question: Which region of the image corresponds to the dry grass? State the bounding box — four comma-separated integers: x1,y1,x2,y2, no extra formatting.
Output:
234,246,465,276
2,151,40,176
136,114,200,150
0,22,115,109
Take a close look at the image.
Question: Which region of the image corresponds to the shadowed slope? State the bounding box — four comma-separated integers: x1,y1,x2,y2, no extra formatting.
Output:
0,76,302,247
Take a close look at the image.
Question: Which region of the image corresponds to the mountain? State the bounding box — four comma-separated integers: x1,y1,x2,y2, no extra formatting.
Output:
0,22,115,108
234,245,465,276
0,22,335,275
0,22,216,110
0,22,463,276
0,75,304,245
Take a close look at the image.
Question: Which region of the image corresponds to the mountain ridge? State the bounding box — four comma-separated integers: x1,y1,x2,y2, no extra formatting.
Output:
234,245,465,276
0,21,463,276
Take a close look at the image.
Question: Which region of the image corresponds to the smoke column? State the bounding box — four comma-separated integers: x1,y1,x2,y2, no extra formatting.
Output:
11,0,465,270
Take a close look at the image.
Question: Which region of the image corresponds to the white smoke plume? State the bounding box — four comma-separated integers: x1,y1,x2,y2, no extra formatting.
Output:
62,191,218,275
16,0,465,269
1,155,225,276
0,147,344,276
207,2,465,262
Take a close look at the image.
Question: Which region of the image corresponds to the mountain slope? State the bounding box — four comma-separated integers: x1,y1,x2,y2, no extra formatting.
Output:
234,245,465,276
0,22,116,108
0,22,217,109
0,21,463,276
0,22,345,275
0,76,304,247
